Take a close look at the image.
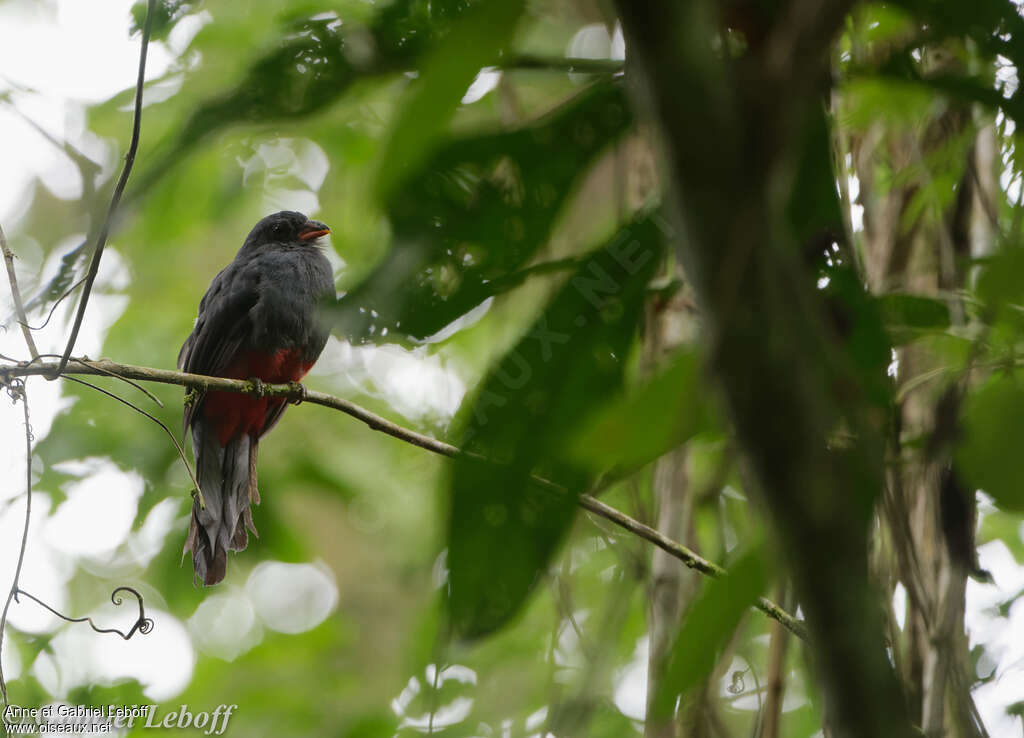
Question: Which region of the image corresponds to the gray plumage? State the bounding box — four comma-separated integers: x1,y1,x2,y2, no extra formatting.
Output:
179,211,335,585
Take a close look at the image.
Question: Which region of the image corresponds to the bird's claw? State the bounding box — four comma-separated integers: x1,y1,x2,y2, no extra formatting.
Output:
287,382,307,405
248,377,266,397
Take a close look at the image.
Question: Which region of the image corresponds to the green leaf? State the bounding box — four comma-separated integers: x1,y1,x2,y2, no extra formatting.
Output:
336,82,632,343
878,293,951,329
446,216,664,639
567,349,715,472
650,547,768,719
957,373,1024,512
978,508,1024,562
121,0,471,208
977,247,1024,308
885,0,1024,73
877,293,952,343
374,0,527,201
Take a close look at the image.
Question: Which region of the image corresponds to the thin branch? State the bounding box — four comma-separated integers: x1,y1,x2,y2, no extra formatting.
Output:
13,587,152,641
0,356,808,641
53,0,154,379
1,225,39,360
62,375,200,503
485,255,590,293
587,488,806,638
427,658,441,734
759,585,793,738
500,55,624,75
20,239,89,317
0,379,153,713
26,352,163,407
22,277,86,331
74,356,163,407
0,379,32,709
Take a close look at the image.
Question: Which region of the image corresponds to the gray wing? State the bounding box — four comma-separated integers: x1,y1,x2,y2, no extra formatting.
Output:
178,260,261,434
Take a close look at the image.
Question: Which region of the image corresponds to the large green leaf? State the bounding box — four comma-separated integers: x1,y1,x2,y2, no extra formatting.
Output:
852,1,1024,124
957,373,1024,512
336,82,632,343
877,293,952,344
445,216,664,638
567,348,716,473
650,547,768,720
374,0,527,201
885,0,1024,68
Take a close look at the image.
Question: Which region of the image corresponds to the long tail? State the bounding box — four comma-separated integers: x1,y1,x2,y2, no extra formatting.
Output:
184,422,261,585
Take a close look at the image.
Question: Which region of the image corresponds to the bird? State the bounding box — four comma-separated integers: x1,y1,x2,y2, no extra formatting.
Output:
178,211,335,585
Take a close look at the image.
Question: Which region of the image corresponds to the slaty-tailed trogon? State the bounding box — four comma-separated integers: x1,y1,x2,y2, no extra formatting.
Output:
178,211,335,585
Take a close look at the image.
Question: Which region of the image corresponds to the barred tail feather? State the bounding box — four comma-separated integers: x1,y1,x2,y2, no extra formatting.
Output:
185,423,261,586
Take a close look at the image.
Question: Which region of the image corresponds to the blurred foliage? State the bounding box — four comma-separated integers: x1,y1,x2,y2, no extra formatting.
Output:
334,81,631,343
447,216,662,638
958,374,1024,512
0,0,1023,736
569,348,715,474
649,547,767,721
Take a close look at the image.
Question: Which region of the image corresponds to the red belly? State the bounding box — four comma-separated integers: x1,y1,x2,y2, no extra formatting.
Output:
201,348,314,446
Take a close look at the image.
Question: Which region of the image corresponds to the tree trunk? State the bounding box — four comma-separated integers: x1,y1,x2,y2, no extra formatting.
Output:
845,33,997,738
615,2,917,736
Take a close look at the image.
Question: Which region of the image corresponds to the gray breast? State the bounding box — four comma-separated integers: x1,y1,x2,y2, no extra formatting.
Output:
248,247,333,354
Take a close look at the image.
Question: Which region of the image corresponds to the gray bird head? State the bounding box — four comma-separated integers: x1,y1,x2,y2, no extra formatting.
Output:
243,211,331,249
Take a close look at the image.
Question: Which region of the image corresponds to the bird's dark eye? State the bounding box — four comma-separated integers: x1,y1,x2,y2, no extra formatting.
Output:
273,223,285,236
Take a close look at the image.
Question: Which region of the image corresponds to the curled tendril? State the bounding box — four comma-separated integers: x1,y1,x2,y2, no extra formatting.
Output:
15,586,154,640
727,669,747,695
4,376,25,403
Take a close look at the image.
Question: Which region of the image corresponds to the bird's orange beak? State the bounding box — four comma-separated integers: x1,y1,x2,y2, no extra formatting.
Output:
298,221,331,241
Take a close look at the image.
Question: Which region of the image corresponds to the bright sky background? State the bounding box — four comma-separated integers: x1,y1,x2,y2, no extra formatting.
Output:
0,1,1021,734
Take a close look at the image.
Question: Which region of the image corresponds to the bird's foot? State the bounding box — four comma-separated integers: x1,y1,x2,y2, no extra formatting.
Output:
286,381,307,405
248,377,266,397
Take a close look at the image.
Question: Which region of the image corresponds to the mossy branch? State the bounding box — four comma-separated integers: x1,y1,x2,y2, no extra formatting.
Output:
0,356,807,640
